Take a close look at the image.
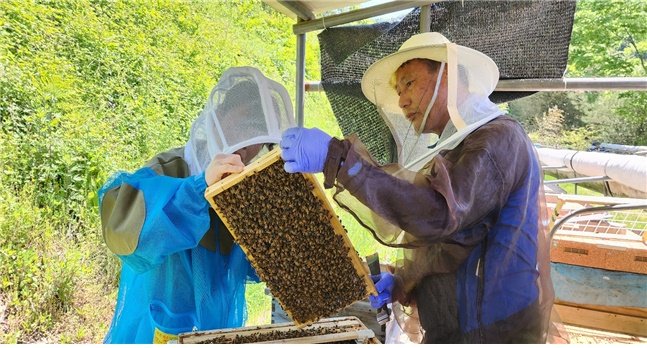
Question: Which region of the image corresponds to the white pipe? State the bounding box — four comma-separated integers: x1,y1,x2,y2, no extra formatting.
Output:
537,147,647,194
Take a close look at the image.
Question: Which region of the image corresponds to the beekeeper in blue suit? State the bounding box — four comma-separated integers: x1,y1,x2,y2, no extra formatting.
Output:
98,67,295,343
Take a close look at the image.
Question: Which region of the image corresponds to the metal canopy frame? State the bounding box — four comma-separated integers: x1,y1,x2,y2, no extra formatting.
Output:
304,77,647,92
264,0,647,126
272,0,435,125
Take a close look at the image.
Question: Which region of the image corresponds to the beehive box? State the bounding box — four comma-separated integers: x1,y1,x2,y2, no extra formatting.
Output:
204,148,376,325
177,316,380,344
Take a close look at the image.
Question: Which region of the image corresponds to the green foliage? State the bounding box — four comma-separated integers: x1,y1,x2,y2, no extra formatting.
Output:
508,92,585,131
614,91,647,144
514,0,647,146
0,0,300,342
0,188,75,342
528,106,599,150
564,0,647,146
569,0,647,77
0,0,298,217
532,106,566,145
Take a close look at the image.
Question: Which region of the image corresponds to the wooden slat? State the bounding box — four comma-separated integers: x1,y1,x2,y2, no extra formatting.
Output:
563,324,647,344
204,147,282,197
551,236,647,274
333,299,384,342
257,329,375,344
178,316,376,344
556,194,647,206
551,263,647,307
554,230,642,242
556,300,647,319
180,317,355,343
554,303,647,336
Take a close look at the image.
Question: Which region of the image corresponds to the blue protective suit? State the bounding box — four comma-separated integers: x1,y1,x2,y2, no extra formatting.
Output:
98,148,257,343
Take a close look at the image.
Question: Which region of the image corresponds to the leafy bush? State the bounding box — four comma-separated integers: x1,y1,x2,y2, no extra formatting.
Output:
527,106,599,150
0,188,76,342
0,0,307,342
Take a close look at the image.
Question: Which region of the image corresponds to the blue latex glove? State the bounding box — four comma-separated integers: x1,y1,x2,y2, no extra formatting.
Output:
280,127,332,173
369,272,395,309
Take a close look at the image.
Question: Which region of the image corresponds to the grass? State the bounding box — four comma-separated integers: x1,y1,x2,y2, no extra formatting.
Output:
544,173,604,196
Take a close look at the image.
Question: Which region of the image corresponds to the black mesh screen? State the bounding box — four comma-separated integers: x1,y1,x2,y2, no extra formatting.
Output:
319,0,576,164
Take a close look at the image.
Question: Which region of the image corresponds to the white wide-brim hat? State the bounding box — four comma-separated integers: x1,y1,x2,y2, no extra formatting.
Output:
361,32,499,114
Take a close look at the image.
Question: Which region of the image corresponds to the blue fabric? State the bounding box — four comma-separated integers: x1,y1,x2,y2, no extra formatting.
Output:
99,168,257,343
456,154,541,334
280,127,332,173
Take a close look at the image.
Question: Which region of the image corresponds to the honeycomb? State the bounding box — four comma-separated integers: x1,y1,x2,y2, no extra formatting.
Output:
201,326,345,344
205,149,375,325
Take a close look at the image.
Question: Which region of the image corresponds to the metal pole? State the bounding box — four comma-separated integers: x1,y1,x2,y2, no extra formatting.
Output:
544,176,610,185
295,31,306,127
304,77,647,93
293,1,436,34
277,0,315,20
496,77,647,91
420,4,431,33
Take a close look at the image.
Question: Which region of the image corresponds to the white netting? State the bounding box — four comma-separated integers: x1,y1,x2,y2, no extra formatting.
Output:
362,33,503,170
185,67,294,174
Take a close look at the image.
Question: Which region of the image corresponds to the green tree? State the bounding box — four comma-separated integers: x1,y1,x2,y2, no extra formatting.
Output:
569,0,646,77
567,0,647,145
0,0,313,342
508,92,585,131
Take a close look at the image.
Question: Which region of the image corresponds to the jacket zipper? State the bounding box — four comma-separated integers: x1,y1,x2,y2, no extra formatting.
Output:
476,238,487,343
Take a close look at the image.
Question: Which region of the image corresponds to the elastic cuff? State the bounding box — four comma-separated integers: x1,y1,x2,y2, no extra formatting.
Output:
194,172,208,196
323,138,351,189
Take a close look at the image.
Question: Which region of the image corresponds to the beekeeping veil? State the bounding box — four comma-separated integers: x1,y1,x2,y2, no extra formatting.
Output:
185,67,295,175
332,32,554,343
362,32,502,169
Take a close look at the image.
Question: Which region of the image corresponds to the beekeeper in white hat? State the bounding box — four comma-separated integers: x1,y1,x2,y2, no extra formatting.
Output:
280,32,554,344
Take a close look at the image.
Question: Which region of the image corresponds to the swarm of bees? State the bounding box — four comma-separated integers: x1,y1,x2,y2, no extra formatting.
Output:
206,149,375,325
201,326,345,344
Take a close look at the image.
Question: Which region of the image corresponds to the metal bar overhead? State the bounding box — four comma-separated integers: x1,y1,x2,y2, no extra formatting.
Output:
304,77,647,92
265,0,647,124
291,1,434,34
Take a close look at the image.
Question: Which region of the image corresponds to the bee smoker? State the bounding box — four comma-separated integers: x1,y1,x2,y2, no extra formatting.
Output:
366,252,391,326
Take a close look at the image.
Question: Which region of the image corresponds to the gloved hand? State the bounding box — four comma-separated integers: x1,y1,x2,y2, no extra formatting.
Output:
369,272,395,309
280,127,332,173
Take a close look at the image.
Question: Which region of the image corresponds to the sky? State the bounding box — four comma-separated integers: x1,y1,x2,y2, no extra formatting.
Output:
360,0,410,22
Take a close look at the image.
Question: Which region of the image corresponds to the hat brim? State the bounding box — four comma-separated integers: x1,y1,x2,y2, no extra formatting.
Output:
361,44,498,114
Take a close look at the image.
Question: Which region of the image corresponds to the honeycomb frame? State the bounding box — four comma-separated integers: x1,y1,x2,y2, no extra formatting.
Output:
204,148,377,326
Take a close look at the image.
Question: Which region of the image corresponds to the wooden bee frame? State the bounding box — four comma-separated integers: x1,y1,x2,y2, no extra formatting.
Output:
204,148,377,326
177,316,380,344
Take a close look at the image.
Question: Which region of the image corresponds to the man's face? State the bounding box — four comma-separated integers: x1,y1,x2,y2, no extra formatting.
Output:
394,59,449,135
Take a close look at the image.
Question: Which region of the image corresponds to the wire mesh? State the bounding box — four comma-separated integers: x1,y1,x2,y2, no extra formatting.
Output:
552,200,647,239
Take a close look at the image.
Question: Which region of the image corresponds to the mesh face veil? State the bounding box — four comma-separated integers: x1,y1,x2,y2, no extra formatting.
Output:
184,67,295,175
394,61,446,166
362,33,502,170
